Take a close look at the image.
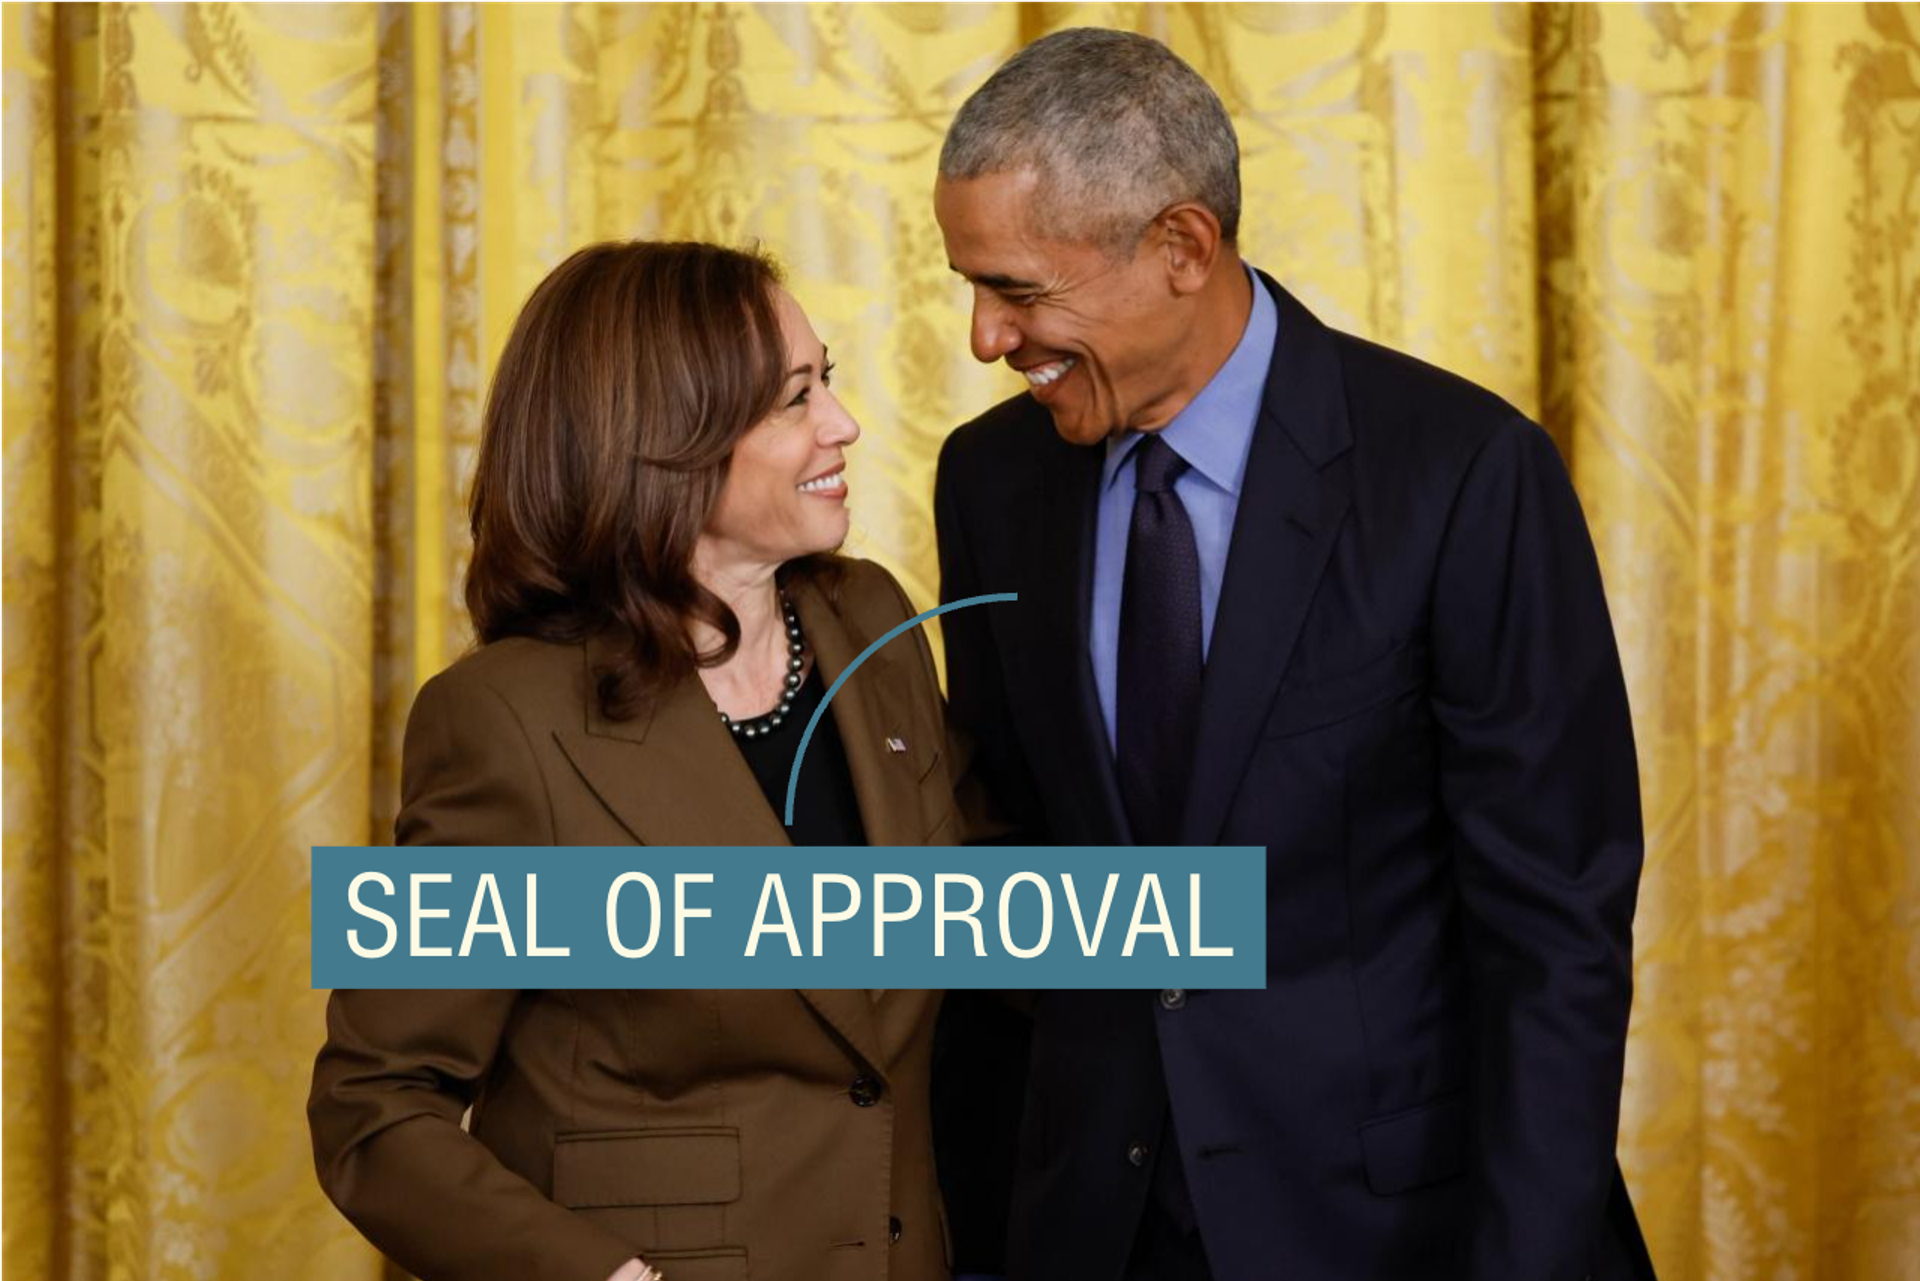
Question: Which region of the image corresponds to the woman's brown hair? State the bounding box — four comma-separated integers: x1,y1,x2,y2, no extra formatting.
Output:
465,239,824,719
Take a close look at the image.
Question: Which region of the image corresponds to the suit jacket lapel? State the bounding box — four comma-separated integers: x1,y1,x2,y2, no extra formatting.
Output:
553,634,793,848
1025,434,1131,844
1181,277,1354,846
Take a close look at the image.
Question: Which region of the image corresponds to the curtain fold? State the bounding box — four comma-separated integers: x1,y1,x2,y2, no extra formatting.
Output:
4,5,1915,1278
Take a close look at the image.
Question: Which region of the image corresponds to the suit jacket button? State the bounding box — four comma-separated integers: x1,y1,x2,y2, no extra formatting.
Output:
849,1075,882,1107
1159,989,1187,1010
1127,1140,1150,1167
888,1215,903,1244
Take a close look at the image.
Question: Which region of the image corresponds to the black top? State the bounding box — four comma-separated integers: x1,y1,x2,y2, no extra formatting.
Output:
731,666,868,847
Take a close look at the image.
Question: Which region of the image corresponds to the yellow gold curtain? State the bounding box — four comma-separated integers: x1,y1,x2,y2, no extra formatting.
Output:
4,5,1915,1278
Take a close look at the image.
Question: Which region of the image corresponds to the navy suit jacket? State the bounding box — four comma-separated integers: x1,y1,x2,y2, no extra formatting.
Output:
933,274,1656,1281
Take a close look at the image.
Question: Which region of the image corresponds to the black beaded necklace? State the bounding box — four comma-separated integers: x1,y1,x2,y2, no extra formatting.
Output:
718,590,806,739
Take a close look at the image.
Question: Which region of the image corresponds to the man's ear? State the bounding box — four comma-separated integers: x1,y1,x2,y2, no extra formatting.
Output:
1156,202,1226,296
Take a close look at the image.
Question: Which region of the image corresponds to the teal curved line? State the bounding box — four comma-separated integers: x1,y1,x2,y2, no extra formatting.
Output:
784,592,1017,826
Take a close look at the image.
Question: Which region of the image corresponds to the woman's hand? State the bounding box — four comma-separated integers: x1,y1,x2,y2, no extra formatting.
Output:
606,1259,657,1281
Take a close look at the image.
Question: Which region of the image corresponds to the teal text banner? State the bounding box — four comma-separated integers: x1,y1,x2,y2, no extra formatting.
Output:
311,846,1266,989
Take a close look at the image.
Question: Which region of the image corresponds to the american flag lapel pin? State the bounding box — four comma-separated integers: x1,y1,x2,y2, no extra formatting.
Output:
886,735,908,754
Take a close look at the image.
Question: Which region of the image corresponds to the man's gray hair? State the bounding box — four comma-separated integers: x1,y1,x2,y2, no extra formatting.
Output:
939,28,1241,253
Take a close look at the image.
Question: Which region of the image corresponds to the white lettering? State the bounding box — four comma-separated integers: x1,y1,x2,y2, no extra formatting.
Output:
347,872,396,958
606,872,661,958
410,872,454,957
1062,872,1120,956
745,874,801,957
1123,874,1179,957
935,874,987,958
674,873,713,957
812,873,862,956
998,872,1054,959
458,873,516,957
873,873,923,957
1189,872,1232,957
526,873,568,956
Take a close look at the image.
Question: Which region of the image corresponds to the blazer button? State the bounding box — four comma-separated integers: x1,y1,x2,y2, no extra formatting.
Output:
1127,1140,1150,1167
1158,989,1187,1010
888,1215,903,1244
849,1075,882,1107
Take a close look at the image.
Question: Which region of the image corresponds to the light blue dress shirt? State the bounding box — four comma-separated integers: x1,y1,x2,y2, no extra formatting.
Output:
1090,267,1278,753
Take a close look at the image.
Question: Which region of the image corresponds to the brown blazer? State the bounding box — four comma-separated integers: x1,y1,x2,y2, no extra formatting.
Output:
309,560,973,1281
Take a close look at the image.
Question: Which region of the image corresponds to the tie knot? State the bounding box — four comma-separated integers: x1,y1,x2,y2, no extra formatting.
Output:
1133,435,1190,494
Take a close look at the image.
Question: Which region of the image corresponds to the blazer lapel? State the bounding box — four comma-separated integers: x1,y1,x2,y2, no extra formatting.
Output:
798,987,888,1077
797,988,941,1095
553,634,793,848
789,603,893,1062
555,627,892,1073
1017,433,1132,844
1180,278,1354,846
792,575,932,848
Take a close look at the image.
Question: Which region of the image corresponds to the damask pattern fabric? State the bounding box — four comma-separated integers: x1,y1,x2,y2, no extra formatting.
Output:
3,5,1915,1278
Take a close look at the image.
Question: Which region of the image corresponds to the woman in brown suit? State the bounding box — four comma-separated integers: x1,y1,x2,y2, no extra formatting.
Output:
309,242,975,1281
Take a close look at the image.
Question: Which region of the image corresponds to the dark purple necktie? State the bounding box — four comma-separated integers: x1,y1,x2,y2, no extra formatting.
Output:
1116,434,1202,847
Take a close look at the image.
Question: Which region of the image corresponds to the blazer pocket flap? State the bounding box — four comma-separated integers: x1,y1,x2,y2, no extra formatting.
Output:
552,1127,742,1208
1265,642,1427,739
1359,1092,1466,1196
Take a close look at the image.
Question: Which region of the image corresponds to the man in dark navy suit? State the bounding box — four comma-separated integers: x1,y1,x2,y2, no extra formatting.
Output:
930,28,1657,1281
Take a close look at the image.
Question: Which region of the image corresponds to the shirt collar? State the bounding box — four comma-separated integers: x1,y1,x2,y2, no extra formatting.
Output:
1102,265,1278,495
